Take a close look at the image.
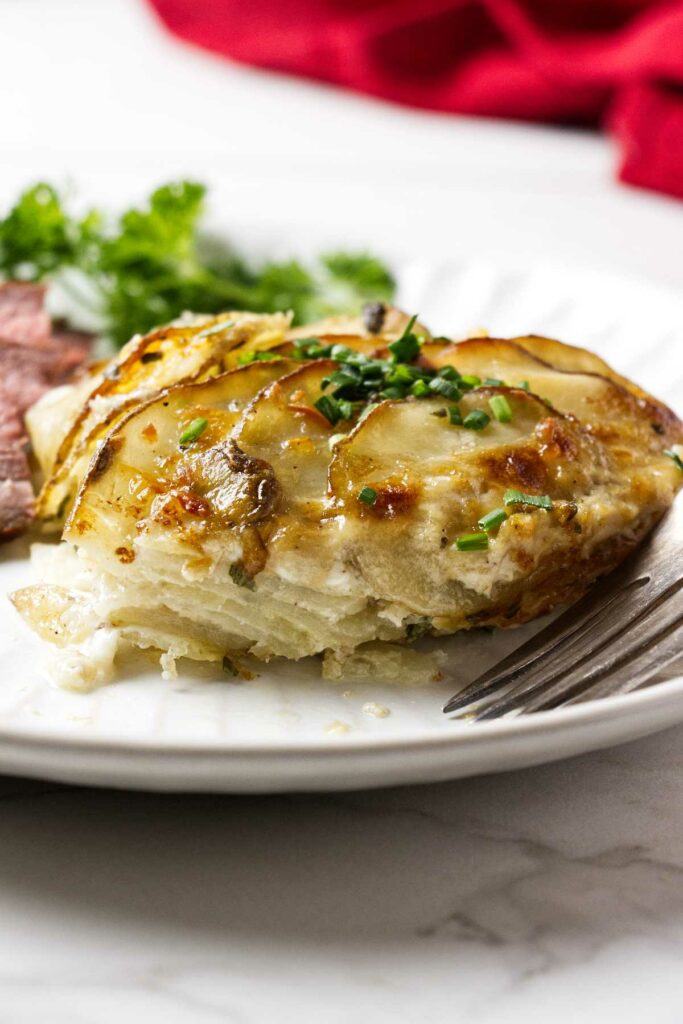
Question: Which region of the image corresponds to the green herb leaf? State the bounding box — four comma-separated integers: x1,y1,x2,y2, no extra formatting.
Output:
388,314,420,363
237,350,281,365
314,395,344,425
0,182,396,346
229,563,255,590
179,417,208,445
455,532,489,551
437,366,461,381
410,379,430,398
503,489,553,510
488,394,513,422
358,486,377,505
462,409,490,430
428,377,462,401
478,507,507,532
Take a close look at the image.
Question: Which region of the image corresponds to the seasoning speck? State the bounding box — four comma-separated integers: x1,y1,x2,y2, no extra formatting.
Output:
362,702,390,719
325,720,351,735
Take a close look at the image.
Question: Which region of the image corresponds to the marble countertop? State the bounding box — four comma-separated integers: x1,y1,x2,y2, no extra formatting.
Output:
2,1,683,1019
1,726,683,1022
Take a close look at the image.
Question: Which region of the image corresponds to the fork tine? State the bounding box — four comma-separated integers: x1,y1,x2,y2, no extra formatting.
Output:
475,590,683,719
442,572,639,715
556,619,683,707
469,576,679,718
443,494,683,719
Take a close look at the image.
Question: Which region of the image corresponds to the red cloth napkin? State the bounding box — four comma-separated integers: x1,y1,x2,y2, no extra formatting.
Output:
148,0,683,200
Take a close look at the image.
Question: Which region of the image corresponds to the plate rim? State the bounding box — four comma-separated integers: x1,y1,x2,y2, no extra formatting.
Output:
1,672,681,756
1,251,681,780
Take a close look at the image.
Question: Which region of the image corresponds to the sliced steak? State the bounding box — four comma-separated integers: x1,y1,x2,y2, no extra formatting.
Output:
0,283,92,538
0,282,51,347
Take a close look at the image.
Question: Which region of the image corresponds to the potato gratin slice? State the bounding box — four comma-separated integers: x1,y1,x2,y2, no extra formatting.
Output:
13,306,683,689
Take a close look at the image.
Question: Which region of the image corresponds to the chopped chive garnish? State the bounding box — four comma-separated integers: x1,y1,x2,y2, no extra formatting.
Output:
437,366,461,381
483,377,503,386
315,395,358,424
293,336,321,349
459,374,481,390
237,350,280,365
664,448,683,471
411,379,430,397
478,507,507,532
488,395,513,422
455,532,489,551
179,417,208,444
314,395,343,424
388,314,420,362
229,563,255,590
504,489,553,510
386,364,415,386
429,377,462,401
518,380,530,391
358,486,377,505
379,386,406,400
448,405,463,426
463,409,490,430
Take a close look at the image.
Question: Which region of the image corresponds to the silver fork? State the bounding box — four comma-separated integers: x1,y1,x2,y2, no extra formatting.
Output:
443,491,683,719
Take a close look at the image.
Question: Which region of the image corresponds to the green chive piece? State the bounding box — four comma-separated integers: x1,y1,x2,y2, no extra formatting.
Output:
459,374,481,390
483,377,503,386
478,507,507,532
314,395,343,424
463,409,490,430
411,379,430,398
293,336,321,349
437,366,461,381
455,532,489,551
488,395,513,423
664,448,683,471
518,380,530,391
388,314,420,362
504,489,553,510
336,399,356,420
229,563,255,590
237,350,280,365
448,405,463,426
179,417,208,445
358,486,377,505
429,377,462,401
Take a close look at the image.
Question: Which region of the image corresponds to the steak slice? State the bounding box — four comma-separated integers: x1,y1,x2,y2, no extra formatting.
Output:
0,282,51,347
0,283,92,538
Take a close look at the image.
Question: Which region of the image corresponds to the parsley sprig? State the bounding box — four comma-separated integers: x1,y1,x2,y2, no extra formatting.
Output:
0,181,396,347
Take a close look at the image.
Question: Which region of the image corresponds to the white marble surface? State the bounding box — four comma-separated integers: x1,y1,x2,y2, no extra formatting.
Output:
2,0,683,1019
1,728,683,1023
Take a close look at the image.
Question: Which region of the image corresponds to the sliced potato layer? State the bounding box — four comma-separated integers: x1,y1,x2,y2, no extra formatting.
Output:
18,307,683,682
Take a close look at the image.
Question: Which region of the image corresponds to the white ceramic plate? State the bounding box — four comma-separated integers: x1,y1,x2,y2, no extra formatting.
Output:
1,256,682,792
